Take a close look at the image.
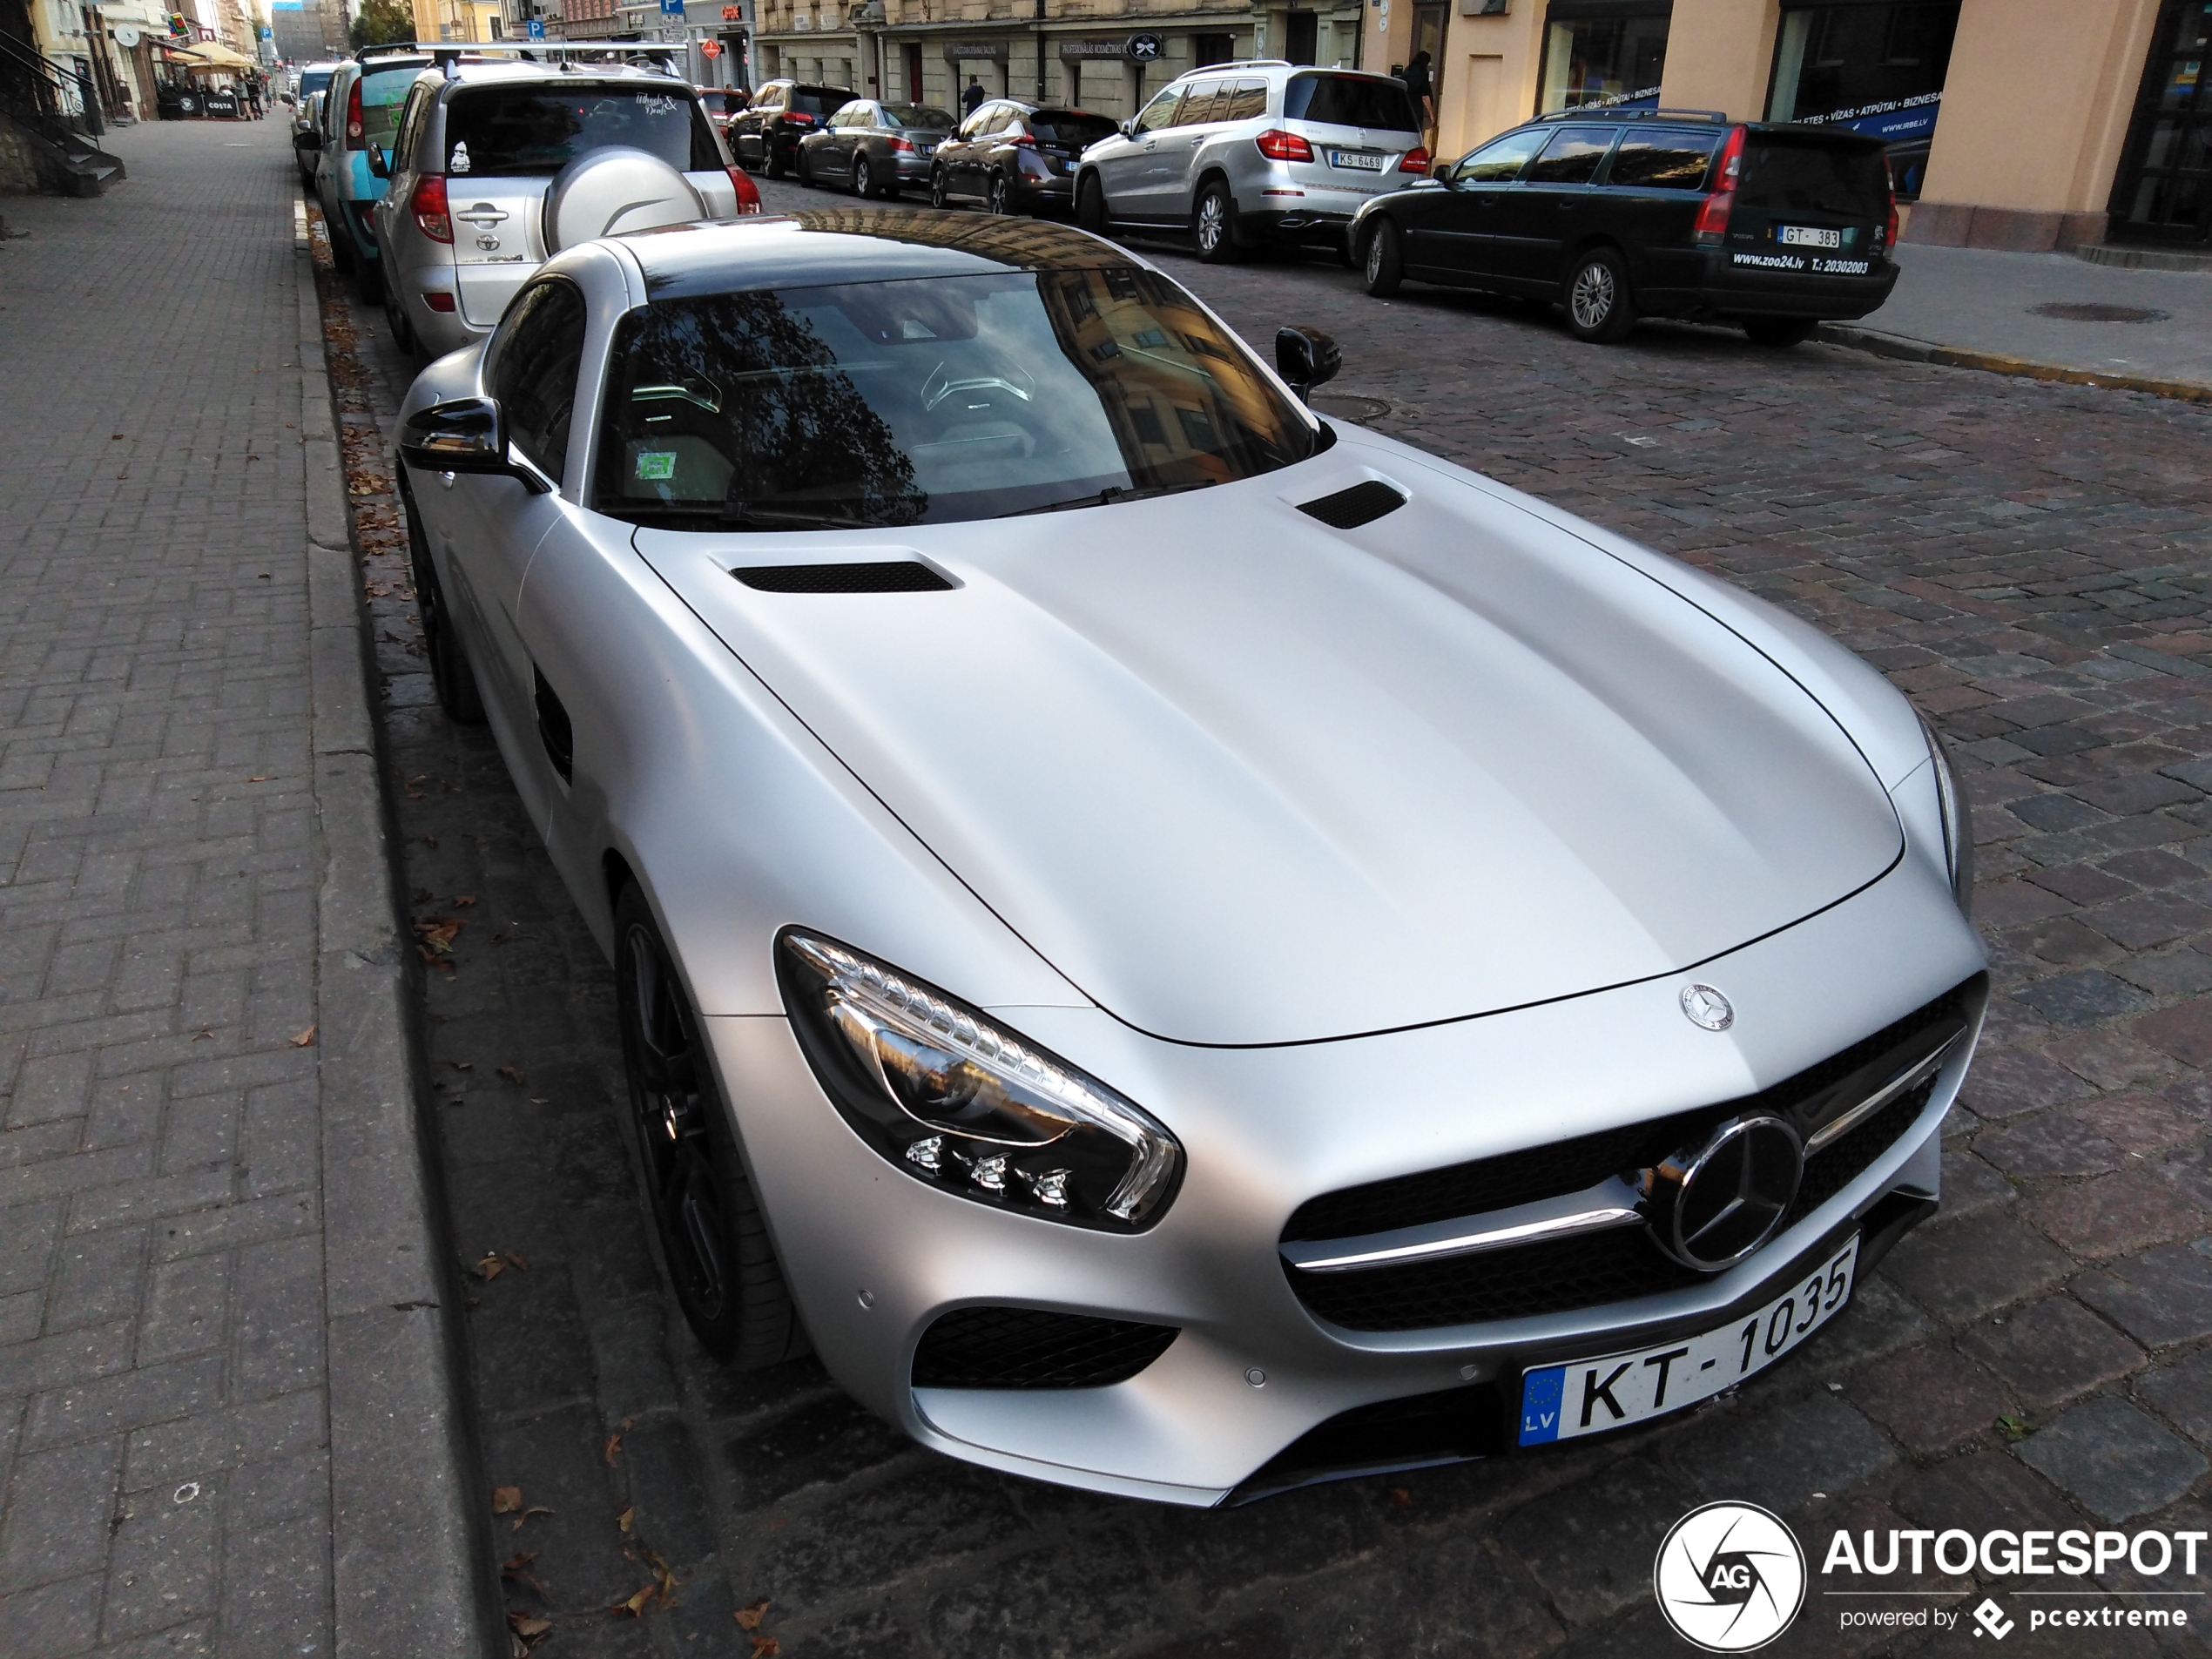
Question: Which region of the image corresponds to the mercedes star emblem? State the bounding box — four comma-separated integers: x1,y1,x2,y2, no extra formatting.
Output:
1681,983,1734,1030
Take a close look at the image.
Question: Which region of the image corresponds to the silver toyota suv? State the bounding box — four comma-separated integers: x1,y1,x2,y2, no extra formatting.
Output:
1074,61,1428,263
371,55,753,363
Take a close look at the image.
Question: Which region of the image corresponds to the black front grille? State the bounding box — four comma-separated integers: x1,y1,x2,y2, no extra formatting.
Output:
1281,979,1979,1332
1283,978,1978,1244
734,561,953,593
910,1306,1178,1389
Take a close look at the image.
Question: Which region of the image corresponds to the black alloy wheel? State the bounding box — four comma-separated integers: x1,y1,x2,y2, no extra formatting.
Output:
988,172,1012,215
765,132,787,179
1362,217,1404,297
1743,316,1817,348
1076,171,1107,233
1563,246,1636,344
852,155,873,199
614,886,806,1368
1193,179,1238,263
401,482,486,726
930,165,950,209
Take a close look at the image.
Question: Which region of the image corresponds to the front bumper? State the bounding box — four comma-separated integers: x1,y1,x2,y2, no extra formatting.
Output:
1688,246,1900,320
708,853,1981,1505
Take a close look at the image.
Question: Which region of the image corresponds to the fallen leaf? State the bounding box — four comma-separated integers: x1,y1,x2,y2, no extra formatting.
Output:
473,1252,524,1282
413,917,463,954
610,1586,653,1618
506,1612,552,1638
453,894,477,906
447,1061,473,1072
529,1097,550,1105
288,1026,316,1048
504,1251,529,1271
492,1487,523,1514
735,1598,771,1631
498,1065,527,1086
501,1550,549,1596
617,1505,634,1535
750,1636,780,1657
192,1030,214,1042
248,775,269,783
515,1504,554,1531
603,1433,622,1466
1388,1487,1413,1509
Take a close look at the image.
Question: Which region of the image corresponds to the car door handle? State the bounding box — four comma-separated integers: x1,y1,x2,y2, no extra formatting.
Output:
455,206,507,225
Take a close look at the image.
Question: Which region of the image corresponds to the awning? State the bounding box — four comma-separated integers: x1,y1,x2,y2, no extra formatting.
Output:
170,41,257,68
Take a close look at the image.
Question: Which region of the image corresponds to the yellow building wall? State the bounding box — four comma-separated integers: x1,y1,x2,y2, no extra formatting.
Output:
1914,0,2158,235
1656,0,1779,120
1426,8,1548,162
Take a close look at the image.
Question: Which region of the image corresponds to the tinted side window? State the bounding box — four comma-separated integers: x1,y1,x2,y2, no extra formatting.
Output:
1174,80,1227,125
1131,87,1182,135
1453,128,1545,182
1225,78,1269,122
395,85,433,171
1527,125,1615,184
490,282,590,484
1607,129,1722,188
1284,73,1419,132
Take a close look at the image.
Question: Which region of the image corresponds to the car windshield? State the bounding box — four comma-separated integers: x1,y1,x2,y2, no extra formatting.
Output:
700,91,746,113
300,69,333,96
1028,110,1117,146
595,268,1317,529
359,65,424,147
442,84,719,177
882,104,954,129
1285,72,1418,132
1737,135,1889,218
790,86,853,115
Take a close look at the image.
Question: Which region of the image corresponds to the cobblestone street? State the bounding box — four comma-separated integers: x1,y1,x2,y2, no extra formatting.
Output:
328,179,2212,1657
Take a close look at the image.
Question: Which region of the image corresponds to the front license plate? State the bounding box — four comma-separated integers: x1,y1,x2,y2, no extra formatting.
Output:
1517,1236,1858,1446
1779,224,1842,247
1330,149,1384,171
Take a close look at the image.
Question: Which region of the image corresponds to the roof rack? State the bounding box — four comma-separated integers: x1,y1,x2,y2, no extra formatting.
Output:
1535,105,1729,123
1189,59,1291,71
353,39,684,73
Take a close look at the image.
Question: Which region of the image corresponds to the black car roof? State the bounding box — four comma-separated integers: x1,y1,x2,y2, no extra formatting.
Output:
629,211,1130,297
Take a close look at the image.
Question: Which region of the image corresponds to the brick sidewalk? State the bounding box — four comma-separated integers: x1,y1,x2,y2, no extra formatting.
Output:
0,120,482,1659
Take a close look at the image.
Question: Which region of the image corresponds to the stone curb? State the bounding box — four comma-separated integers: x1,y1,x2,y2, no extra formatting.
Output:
1816,321,2212,407
293,200,503,1659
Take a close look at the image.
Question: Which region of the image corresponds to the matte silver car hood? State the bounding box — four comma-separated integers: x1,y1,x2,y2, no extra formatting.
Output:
633,455,1902,1047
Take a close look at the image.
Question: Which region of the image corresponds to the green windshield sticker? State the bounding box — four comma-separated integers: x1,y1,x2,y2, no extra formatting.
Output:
635,451,678,481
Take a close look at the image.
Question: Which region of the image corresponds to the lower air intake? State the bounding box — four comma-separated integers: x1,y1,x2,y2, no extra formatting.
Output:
911,1306,1178,1389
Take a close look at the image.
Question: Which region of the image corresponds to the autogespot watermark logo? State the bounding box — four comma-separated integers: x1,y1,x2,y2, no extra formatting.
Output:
1654,1502,1808,1652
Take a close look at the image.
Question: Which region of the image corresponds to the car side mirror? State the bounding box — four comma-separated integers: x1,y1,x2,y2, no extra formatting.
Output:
1120,118,1134,138
1274,326,1341,402
293,127,321,152
368,146,389,179
398,397,554,494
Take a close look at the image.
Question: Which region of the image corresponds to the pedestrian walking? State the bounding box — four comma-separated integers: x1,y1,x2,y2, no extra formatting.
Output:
1400,51,1436,158
962,74,984,116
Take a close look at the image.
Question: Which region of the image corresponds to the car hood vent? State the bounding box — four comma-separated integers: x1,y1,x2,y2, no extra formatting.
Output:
1298,479,1407,529
734,561,953,593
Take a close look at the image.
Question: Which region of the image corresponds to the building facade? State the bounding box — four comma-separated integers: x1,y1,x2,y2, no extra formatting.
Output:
1375,0,2209,253
412,0,504,39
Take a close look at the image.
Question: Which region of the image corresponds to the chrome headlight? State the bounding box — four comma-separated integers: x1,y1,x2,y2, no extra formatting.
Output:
777,932,1183,1231
1919,712,1973,917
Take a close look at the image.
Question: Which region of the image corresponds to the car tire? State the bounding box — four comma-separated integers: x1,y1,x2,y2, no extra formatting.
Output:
852,156,873,199
930,165,950,210
765,139,786,180
613,883,807,1370
988,172,1012,216
795,147,815,187
1193,179,1238,263
1563,246,1636,343
402,484,486,727
1743,316,1817,348
1362,217,1404,297
327,216,354,271
1076,171,1108,234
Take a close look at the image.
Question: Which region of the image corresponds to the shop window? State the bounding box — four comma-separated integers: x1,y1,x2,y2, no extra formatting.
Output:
1767,2,1958,199
1539,11,1668,112
1194,32,1234,67
2108,0,2212,244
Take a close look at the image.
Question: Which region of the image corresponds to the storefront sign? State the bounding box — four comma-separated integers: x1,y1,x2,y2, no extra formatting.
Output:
943,38,1008,59
720,4,740,17
1056,37,1127,59
1125,30,1162,60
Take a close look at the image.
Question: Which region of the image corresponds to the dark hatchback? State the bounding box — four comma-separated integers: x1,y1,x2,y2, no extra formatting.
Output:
729,80,856,178
1352,111,1899,346
931,99,1122,217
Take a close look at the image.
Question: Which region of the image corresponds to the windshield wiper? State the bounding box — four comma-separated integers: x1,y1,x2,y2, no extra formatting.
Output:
610,503,883,531
998,478,1218,517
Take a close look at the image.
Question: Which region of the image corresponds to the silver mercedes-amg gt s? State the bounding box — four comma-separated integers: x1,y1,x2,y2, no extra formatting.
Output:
395,210,1986,1506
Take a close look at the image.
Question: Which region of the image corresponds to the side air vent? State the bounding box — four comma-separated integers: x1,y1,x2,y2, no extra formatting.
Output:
1298,480,1406,529
911,1306,1178,1389
733,562,954,593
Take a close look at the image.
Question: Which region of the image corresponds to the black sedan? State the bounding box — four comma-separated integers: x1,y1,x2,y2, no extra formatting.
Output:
728,79,855,179
929,98,1119,217
1351,112,1900,346
796,99,956,199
